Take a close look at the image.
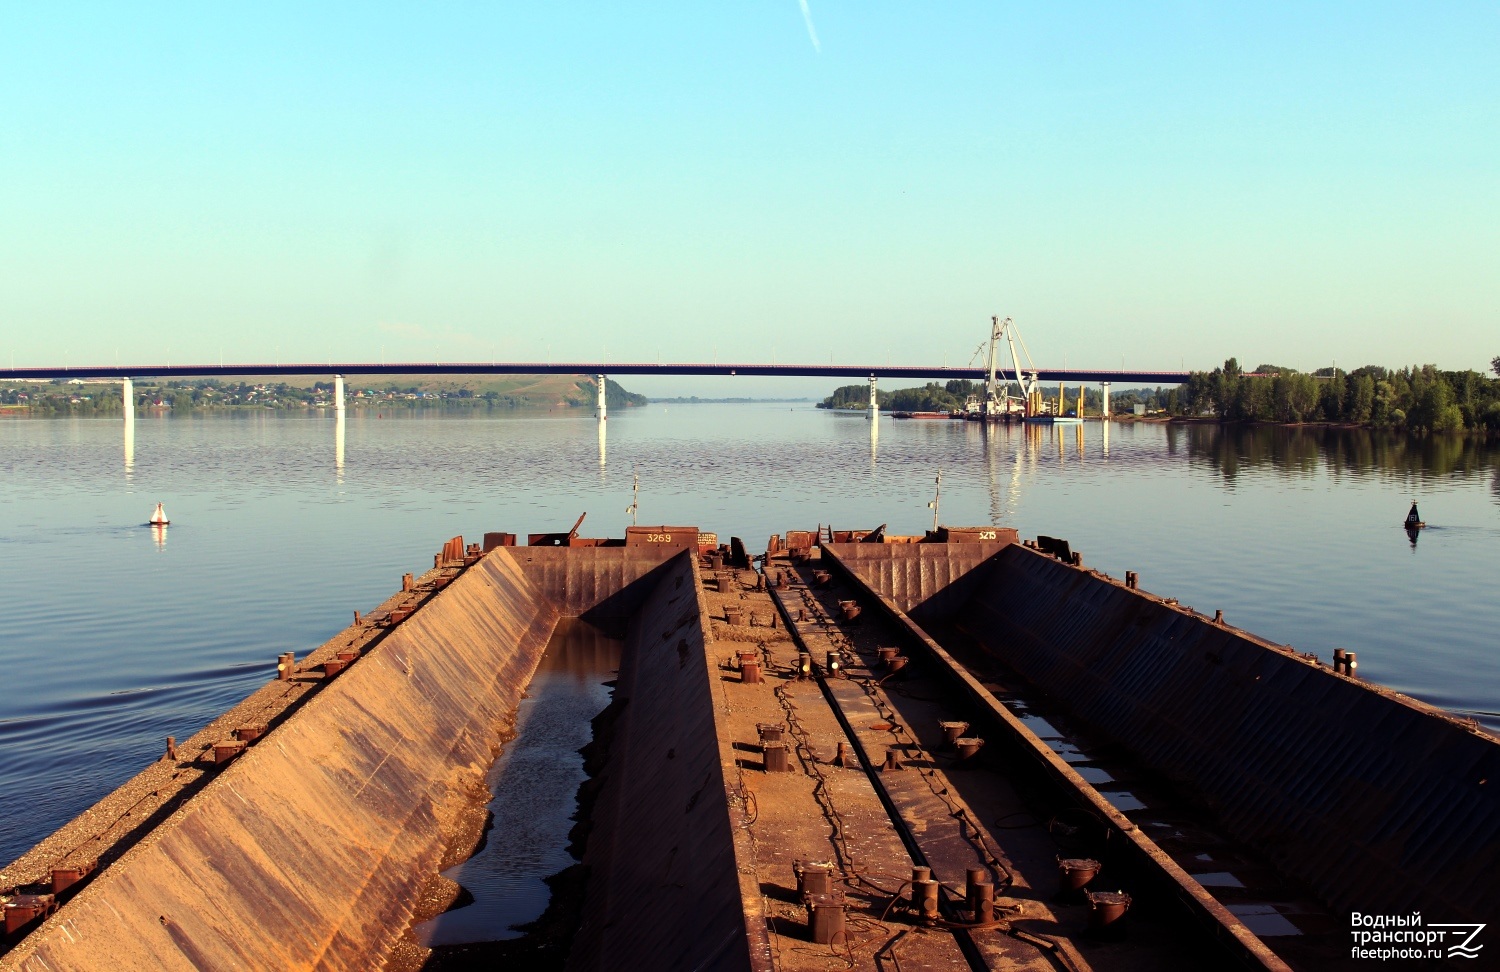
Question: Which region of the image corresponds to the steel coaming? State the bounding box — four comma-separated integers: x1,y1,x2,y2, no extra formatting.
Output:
565,550,769,972
814,543,1293,971
0,545,686,971
829,541,1500,929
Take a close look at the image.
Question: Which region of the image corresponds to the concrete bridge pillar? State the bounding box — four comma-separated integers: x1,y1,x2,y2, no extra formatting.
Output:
334,374,345,413
1101,381,1111,418
596,374,607,422
868,377,878,420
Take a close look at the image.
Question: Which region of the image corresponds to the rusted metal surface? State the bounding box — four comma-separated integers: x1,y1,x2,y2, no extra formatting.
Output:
939,543,1500,927
830,538,1500,933
623,524,701,550
565,551,769,972
828,541,1012,619
512,546,683,624
817,543,1296,971
1,548,562,971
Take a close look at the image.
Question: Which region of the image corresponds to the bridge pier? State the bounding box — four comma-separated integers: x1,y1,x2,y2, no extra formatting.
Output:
1101,381,1111,418
867,377,878,420
596,375,607,422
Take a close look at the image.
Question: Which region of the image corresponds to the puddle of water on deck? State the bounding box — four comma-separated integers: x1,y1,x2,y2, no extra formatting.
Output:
416,619,621,946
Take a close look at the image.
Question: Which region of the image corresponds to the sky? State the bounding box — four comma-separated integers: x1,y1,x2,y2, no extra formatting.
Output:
2,3,1497,396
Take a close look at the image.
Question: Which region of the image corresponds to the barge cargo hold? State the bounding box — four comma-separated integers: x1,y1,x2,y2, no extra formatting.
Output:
1,523,1495,971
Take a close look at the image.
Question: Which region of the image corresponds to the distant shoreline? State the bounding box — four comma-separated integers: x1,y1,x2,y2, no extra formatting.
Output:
647,397,812,404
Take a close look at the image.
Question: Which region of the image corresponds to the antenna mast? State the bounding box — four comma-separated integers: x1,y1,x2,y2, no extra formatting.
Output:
928,469,942,533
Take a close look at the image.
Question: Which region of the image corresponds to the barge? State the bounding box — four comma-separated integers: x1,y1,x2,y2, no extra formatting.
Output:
1,523,1494,971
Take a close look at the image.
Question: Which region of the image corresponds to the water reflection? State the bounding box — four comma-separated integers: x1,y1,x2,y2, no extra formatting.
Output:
150,522,167,550
334,411,345,481
597,418,606,469
1101,418,1110,458
1183,424,1499,486
123,410,134,486
868,413,878,465
418,620,620,946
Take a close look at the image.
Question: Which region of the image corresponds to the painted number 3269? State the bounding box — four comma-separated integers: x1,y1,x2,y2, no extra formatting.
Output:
645,533,673,543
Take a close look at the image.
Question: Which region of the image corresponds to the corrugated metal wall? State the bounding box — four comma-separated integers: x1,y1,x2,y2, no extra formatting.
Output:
824,543,1010,620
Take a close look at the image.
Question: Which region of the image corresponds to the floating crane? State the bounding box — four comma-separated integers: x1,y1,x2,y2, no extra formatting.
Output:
966,316,1042,420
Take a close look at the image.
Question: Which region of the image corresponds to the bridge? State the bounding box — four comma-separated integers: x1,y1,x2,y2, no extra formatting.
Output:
2,360,1190,421
2,361,1186,384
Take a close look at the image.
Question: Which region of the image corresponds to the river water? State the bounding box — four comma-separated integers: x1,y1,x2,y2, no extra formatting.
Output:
0,406,1496,866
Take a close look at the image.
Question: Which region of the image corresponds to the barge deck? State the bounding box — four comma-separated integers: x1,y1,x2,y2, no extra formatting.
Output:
2,525,1494,970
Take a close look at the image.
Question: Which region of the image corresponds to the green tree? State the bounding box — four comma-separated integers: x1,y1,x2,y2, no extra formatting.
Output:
1349,375,1375,423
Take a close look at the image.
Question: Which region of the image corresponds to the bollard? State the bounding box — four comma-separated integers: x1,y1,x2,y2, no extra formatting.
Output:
214,740,247,765
322,659,345,678
353,610,362,625
236,724,266,743
796,861,834,895
1125,571,1138,590
878,646,900,666
1345,651,1358,678
402,572,414,592
758,724,784,744
965,868,994,921
1333,648,1347,674
1071,551,1083,567
797,652,812,679
1214,609,1224,625
337,649,358,664
913,878,940,920
825,651,842,676
883,748,904,771
4,894,56,935
1058,857,1101,896
51,862,93,895
939,721,969,749
955,737,984,762
805,891,846,945
725,606,745,626
741,659,763,684
763,741,790,773
888,656,908,673
839,600,861,621
277,652,295,681
1086,890,1131,934
834,741,852,768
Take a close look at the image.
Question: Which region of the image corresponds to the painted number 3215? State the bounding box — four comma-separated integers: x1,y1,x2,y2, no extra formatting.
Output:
978,530,997,540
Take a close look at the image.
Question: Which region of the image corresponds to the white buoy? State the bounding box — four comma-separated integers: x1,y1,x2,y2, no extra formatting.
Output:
149,502,170,525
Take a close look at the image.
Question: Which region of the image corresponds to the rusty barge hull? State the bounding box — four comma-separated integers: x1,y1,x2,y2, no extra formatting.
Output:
2,525,1495,971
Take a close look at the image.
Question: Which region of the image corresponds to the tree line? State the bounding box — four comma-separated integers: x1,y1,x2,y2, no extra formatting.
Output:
1180,360,1500,433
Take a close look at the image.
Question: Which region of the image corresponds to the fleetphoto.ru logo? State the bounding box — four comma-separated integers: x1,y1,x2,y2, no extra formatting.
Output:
1350,912,1485,961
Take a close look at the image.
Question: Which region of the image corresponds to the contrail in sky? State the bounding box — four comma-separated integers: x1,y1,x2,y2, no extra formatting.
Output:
798,0,821,52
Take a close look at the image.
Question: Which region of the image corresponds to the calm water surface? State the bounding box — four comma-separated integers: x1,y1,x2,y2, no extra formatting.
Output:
1,406,1497,864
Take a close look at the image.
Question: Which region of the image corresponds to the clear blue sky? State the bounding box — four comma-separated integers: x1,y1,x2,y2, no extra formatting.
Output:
2,3,1496,395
